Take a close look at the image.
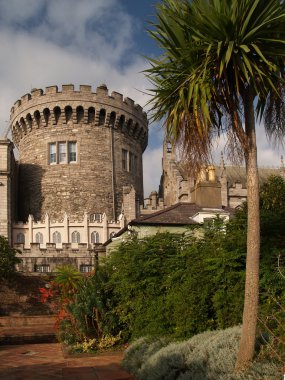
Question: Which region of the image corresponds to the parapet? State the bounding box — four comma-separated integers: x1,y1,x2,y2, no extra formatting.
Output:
10,84,148,151
10,84,147,123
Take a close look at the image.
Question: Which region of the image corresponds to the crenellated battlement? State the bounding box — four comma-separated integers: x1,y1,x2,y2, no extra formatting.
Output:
11,84,148,150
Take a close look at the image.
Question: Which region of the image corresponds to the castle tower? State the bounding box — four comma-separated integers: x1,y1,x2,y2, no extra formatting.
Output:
10,84,148,222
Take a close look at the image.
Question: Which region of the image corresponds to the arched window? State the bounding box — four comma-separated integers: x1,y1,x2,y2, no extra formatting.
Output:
71,231,80,243
35,232,43,244
110,232,116,239
118,115,125,129
76,106,84,123
91,231,100,244
98,109,106,126
53,106,61,124
43,108,50,125
109,111,116,126
52,231,61,244
16,233,25,244
88,107,95,123
65,105,73,123
34,110,41,127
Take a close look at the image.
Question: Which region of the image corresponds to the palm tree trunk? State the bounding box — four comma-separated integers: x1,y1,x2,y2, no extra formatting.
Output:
235,88,260,371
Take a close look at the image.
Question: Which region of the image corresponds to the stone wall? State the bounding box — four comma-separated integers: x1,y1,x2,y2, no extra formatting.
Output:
14,242,105,273
10,84,148,222
0,139,16,242
13,212,124,248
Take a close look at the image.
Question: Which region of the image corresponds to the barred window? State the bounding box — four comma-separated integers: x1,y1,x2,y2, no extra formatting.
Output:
35,264,50,273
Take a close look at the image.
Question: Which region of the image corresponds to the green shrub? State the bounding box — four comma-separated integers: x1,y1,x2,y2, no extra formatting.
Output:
123,326,280,380
0,235,21,279
123,336,171,376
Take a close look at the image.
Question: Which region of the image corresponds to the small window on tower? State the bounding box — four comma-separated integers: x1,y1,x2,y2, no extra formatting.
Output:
68,142,77,162
58,142,67,163
129,152,137,174
122,149,128,170
49,143,57,164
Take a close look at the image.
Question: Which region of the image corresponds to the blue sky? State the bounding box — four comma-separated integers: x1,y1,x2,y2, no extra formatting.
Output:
0,0,283,197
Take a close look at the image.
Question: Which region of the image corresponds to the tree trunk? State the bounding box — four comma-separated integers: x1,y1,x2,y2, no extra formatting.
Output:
235,88,260,371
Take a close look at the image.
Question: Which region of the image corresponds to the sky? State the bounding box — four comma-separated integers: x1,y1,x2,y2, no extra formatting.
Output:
0,0,284,197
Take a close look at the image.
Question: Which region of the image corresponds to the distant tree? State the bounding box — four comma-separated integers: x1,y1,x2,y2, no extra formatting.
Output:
0,235,21,279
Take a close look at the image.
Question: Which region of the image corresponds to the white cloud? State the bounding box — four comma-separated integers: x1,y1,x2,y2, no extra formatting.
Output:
0,0,283,205
0,0,162,198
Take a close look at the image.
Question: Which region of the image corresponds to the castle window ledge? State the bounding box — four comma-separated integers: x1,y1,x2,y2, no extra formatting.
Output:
46,243,56,249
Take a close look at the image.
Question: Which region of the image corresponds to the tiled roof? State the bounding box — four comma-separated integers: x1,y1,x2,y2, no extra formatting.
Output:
130,203,234,226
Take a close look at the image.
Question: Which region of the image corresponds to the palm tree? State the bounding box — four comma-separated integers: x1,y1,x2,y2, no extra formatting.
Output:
146,0,285,370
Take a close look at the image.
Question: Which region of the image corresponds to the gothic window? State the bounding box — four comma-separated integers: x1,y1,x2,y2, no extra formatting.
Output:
91,231,100,244
16,233,25,244
71,231,80,243
122,149,128,171
52,231,61,244
35,232,43,244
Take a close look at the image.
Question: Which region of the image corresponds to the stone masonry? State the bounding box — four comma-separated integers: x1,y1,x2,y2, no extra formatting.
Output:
11,84,148,222
0,138,16,242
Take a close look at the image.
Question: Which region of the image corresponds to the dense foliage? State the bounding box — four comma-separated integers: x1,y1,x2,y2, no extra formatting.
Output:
49,176,285,357
0,235,21,279
40,265,122,352
104,210,284,340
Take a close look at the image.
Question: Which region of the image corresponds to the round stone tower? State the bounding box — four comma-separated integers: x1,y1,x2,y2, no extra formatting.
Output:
10,84,148,221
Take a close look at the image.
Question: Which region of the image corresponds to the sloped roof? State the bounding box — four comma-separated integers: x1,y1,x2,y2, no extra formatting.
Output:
216,165,281,187
130,203,234,226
